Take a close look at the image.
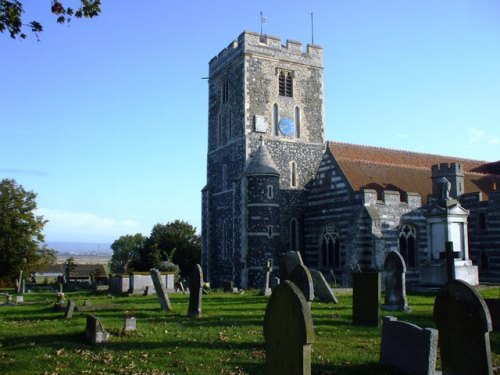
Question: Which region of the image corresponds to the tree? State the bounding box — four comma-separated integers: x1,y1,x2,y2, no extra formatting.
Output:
64,256,76,280
109,233,146,273
0,0,101,39
0,178,55,280
127,220,201,277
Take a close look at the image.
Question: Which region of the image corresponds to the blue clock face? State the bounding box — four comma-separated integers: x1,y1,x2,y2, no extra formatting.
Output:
278,117,295,136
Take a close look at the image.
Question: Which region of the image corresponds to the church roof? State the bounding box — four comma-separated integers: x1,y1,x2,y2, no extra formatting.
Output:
245,141,280,176
329,142,500,201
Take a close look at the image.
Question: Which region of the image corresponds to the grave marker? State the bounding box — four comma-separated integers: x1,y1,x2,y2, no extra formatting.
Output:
64,300,76,319
352,272,381,326
150,268,173,311
85,314,110,344
382,251,409,311
290,264,314,307
279,251,304,281
188,264,203,317
263,280,314,375
434,280,492,375
380,316,438,375
261,259,273,296
310,270,337,303
123,317,136,331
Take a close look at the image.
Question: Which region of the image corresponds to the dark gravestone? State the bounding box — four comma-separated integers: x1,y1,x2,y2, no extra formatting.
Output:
445,241,456,282
64,300,76,319
188,264,203,317
279,251,304,281
221,280,233,292
310,269,338,303
85,315,110,344
150,269,173,312
263,280,314,375
352,272,381,326
290,264,314,307
485,299,500,331
380,316,438,375
382,251,409,311
434,280,492,375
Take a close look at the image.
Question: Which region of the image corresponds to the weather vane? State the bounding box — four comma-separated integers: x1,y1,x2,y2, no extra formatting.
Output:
259,11,267,36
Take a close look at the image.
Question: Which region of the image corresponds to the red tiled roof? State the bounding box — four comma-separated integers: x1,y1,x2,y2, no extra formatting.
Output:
328,142,500,201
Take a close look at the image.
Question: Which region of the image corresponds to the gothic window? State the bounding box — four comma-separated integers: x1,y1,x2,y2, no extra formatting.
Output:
319,224,340,269
273,103,279,136
279,70,293,97
290,218,299,251
294,106,301,138
222,164,227,191
291,161,297,188
399,224,417,268
221,77,229,103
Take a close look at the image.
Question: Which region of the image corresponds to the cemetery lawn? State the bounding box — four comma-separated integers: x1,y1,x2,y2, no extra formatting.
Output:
1,287,500,374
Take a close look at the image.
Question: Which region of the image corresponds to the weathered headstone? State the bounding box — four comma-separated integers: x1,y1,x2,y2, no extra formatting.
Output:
352,272,381,326
434,280,492,375
382,251,409,311
64,300,76,319
85,314,110,344
15,295,24,304
290,264,314,307
150,268,172,311
188,264,203,317
279,251,304,281
445,241,456,282
380,316,438,375
328,269,337,287
16,271,23,294
123,316,136,331
58,283,64,294
310,270,338,303
263,280,314,375
261,258,273,296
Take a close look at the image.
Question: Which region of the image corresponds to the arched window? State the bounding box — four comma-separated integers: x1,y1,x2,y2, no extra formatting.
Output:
291,161,297,188
290,218,299,251
399,224,417,268
279,70,293,97
319,224,340,269
294,106,300,138
273,103,279,136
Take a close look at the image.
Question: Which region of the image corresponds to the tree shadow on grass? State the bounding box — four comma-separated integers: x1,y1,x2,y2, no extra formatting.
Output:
313,362,404,375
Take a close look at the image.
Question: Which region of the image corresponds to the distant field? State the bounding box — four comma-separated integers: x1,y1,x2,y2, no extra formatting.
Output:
56,254,111,265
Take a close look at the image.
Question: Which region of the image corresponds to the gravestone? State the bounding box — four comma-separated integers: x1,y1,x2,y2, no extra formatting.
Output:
328,269,337,287
434,280,492,375
290,264,314,307
279,251,304,281
85,314,110,344
380,316,438,375
263,280,314,375
261,259,273,296
150,268,172,311
270,276,280,291
188,264,203,317
221,280,233,292
58,283,64,294
15,295,24,304
64,300,76,319
382,251,409,311
16,271,23,294
352,272,381,326
123,317,136,331
310,270,338,303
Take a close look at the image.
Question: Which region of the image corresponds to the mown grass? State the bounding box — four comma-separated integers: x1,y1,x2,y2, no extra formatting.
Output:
0,286,499,374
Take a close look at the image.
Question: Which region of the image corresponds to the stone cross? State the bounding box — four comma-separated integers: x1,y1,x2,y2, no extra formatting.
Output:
263,280,314,375
188,264,203,317
380,316,438,375
382,251,409,311
261,258,273,296
149,269,173,312
352,272,381,326
445,241,456,282
85,314,110,344
290,264,314,308
434,280,492,375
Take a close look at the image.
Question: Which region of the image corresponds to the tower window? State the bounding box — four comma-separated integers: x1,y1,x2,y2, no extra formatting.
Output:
291,161,297,188
266,185,274,199
399,224,417,268
221,77,229,103
279,70,293,97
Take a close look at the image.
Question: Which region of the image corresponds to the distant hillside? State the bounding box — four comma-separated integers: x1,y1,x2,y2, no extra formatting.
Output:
43,241,112,254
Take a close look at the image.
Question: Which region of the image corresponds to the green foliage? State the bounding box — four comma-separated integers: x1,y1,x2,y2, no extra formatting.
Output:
64,256,76,279
0,0,101,39
0,178,54,280
108,233,146,273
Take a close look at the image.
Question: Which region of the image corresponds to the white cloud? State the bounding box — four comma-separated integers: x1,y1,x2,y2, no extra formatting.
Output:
392,132,408,140
37,208,145,242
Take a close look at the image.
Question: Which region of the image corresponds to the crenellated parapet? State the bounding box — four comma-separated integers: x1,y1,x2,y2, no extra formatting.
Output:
209,31,322,77
360,189,421,208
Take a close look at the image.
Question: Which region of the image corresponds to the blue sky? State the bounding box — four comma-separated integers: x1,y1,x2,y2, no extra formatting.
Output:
1,1,499,243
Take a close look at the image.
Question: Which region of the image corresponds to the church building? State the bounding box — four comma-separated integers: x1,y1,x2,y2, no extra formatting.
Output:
201,31,500,288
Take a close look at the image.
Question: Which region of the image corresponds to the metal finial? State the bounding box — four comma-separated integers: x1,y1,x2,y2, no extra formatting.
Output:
259,11,267,35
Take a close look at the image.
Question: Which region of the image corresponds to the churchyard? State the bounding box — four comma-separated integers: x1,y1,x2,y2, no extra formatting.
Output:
1,286,500,375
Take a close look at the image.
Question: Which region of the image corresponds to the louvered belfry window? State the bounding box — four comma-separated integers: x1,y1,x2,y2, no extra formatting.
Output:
279,70,293,97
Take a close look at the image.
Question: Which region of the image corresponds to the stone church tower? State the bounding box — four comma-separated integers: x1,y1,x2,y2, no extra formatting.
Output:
202,31,325,288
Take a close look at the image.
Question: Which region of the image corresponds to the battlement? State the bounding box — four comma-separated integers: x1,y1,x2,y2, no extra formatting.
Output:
431,162,464,177
361,189,421,207
209,31,323,77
